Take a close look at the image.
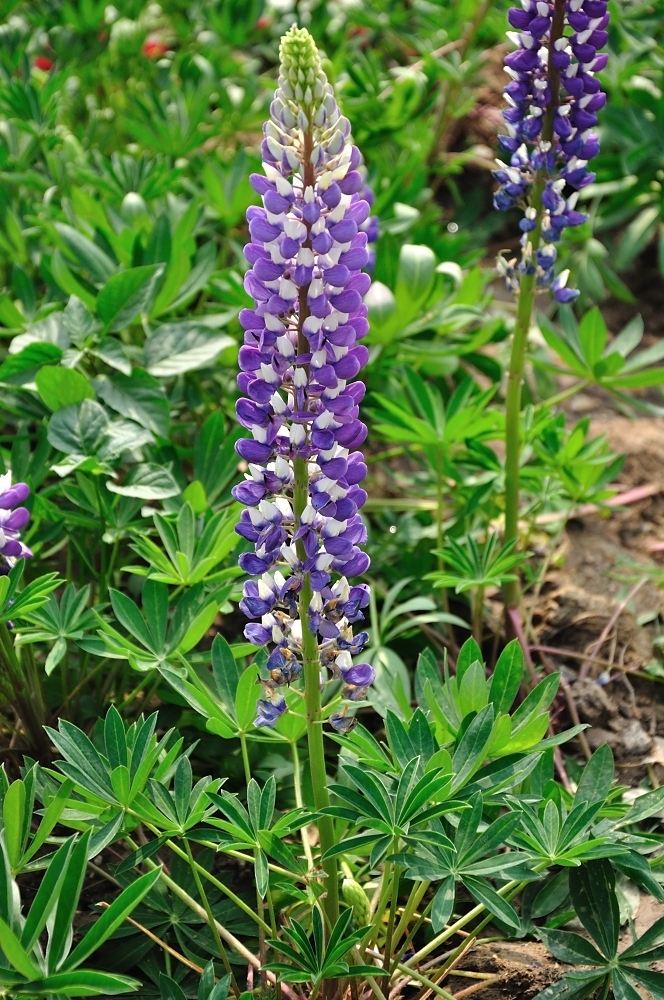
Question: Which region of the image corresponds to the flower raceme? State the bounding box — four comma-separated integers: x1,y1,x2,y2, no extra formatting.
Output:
233,26,375,732
494,0,609,301
0,473,31,571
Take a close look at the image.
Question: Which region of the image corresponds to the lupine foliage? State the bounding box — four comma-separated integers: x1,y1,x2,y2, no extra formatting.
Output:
0,2,662,1000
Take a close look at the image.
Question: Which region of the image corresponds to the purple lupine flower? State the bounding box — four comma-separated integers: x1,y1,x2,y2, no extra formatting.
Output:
233,26,374,732
494,0,609,300
0,473,32,571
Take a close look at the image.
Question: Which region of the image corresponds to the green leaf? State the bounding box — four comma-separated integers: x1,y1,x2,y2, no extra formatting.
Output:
395,244,436,307
530,972,606,1000
24,969,142,995
109,590,153,648
578,308,607,369
95,371,169,438
0,915,40,978
489,640,523,714
35,366,95,412
159,974,187,1000
574,745,614,805
54,223,117,283
47,831,91,968
611,971,646,1000
431,876,455,932
456,637,483,681
22,837,76,951
145,323,234,377
539,929,605,967
2,780,26,869
65,868,161,970
104,705,127,770
47,399,109,458
106,464,180,500
97,266,163,331
177,602,219,654
451,705,495,791
463,875,521,931
569,860,619,960
211,635,242,710
0,343,63,382
236,667,259,731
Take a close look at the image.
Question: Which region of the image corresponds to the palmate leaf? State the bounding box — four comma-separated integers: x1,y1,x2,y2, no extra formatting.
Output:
538,929,605,967
569,860,619,961
620,915,664,964
462,876,521,931
607,971,643,1000
531,970,606,1000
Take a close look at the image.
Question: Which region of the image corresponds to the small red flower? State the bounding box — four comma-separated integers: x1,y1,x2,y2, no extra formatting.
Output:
142,36,170,58
34,55,54,71
256,15,272,29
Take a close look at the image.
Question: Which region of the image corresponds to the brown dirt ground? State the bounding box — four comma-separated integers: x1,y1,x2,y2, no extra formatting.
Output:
527,410,664,781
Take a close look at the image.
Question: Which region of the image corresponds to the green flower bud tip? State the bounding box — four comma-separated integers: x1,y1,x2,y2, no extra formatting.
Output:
279,24,323,96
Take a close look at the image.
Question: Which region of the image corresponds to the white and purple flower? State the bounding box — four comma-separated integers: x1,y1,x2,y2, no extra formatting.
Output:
494,0,609,300
232,26,374,731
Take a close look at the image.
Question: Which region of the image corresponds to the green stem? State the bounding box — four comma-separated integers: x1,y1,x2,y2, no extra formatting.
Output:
434,458,451,619
541,380,589,409
292,740,314,867
0,622,49,758
239,734,252,785
294,456,339,928
401,879,525,969
129,817,272,934
368,857,395,946
599,976,611,1000
390,896,434,970
502,0,566,613
383,857,402,973
471,586,484,643
391,879,430,954
183,838,238,994
124,836,259,970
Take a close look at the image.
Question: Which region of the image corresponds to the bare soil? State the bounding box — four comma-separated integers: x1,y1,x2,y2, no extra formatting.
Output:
529,412,664,778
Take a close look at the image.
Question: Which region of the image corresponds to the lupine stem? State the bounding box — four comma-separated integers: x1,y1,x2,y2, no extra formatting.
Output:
0,622,49,758
383,857,402,973
292,740,314,867
183,838,238,993
390,879,430,956
126,814,272,934
289,118,339,933
400,878,524,969
294,455,339,929
502,0,566,612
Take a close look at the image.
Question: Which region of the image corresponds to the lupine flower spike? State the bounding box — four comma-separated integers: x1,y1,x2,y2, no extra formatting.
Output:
0,473,32,572
494,0,609,301
233,26,374,735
